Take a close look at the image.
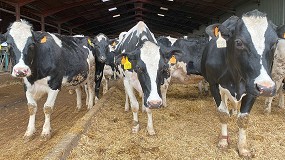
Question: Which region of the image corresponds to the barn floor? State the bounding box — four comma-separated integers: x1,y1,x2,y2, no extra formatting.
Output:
0,73,87,159
68,77,285,159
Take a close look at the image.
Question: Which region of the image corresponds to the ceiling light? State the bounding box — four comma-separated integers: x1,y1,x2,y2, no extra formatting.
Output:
167,0,174,1
108,7,117,11
157,14,165,17
160,7,168,10
113,14,120,18
102,0,109,2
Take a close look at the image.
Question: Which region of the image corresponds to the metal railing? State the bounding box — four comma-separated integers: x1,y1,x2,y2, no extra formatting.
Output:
0,44,11,73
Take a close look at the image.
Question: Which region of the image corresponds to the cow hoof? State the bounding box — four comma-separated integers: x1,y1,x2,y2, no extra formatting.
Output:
23,133,35,142
132,124,140,134
40,133,51,141
217,137,229,149
263,108,271,115
147,127,156,136
238,148,254,158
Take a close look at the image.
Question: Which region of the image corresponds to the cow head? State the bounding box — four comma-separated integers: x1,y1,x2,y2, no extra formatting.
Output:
206,10,277,96
6,20,36,78
93,33,112,63
116,41,182,109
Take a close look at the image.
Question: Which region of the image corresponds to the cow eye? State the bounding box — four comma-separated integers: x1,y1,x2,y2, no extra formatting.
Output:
235,39,243,48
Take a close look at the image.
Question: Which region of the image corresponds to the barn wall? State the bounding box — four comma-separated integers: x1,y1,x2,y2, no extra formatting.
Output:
190,0,285,37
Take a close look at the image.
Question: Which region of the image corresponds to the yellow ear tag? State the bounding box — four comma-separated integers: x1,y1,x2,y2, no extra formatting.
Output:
112,41,116,47
123,57,132,70
169,55,176,64
283,33,285,39
214,26,219,37
121,56,126,65
216,31,227,48
0,45,2,50
40,36,47,43
88,39,94,47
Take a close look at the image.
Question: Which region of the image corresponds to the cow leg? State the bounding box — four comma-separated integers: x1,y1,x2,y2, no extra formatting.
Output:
161,77,171,107
141,94,146,112
102,75,108,95
24,90,38,141
84,84,89,106
87,78,95,110
210,84,230,148
277,81,284,109
146,108,155,135
124,78,140,133
237,94,255,158
124,91,130,112
217,91,230,148
75,87,82,111
41,89,59,141
264,97,273,114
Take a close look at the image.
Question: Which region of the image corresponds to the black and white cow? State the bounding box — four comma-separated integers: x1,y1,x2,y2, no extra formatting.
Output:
113,21,180,135
157,36,209,106
5,20,95,141
92,33,110,102
264,25,285,113
201,10,277,157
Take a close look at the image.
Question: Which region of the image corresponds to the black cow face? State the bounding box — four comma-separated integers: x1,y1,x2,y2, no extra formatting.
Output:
6,20,36,78
93,33,110,63
117,41,181,108
207,10,278,96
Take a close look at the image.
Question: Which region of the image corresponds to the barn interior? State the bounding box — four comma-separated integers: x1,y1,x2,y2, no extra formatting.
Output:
0,0,262,38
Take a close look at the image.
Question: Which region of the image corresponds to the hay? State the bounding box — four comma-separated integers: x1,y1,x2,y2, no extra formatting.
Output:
68,79,285,159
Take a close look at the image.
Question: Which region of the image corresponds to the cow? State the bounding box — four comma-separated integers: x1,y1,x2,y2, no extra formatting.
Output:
264,25,285,113
5,20,95,141
157,36,209,106
201,10,278,157
113,21,181,135
92,33,110,103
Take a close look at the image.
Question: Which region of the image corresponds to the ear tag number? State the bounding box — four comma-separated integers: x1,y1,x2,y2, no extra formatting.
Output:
169,55,177,64
40,36,47,43
124,57,132,70
216,31,227,48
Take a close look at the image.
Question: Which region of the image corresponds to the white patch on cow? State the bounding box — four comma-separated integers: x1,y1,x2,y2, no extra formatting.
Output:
141,35,147,41
48,33,62,47
62,76,68,84
119,21,157,45
97,34,106,42
122,49,126,53
119,31,127,42
73,35,85,37
166,36,177,46
219,85,246,106
83,45,95,66
24,77,51,100
140,41,162,102
9,20,32,53
242,15,274,86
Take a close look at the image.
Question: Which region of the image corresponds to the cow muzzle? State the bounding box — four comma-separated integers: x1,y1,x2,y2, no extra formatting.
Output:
13,68,30,78
256,82,276,97
147,100,162,109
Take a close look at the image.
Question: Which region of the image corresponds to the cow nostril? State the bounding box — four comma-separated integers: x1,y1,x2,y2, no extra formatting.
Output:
256,84,264,93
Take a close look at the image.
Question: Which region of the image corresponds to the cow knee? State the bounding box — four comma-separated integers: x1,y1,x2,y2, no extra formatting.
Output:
217,111,230,123
237,113,250,129
44,106,53,115
28,103,37,115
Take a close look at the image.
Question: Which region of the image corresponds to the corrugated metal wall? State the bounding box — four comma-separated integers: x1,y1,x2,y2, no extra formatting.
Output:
191,0,285,36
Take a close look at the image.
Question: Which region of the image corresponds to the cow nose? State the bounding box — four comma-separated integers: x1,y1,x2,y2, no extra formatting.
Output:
147,100,162,109
14,69,28,77
99,56,106,62
256,82,276,97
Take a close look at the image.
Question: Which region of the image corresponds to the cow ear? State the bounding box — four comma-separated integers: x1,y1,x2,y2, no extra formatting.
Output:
276,25,285,39
205,24,231,41
160,45,183,64
115,49,140,65
109,39,118,47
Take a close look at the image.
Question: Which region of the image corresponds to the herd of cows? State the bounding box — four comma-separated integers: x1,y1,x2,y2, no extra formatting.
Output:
1,9,285,157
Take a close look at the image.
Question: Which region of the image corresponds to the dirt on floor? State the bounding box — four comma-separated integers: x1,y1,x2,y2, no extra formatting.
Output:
0,73,88,160
68,76,285,160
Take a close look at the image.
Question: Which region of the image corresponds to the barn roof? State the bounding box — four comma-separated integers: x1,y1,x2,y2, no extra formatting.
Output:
0,0,251,38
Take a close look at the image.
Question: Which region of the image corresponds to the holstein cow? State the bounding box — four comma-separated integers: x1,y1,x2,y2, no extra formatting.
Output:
92,33,109,102
6,20,95,141
157,36,209,106
114,21,180,135
201,10,277,157
264,25,285,113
